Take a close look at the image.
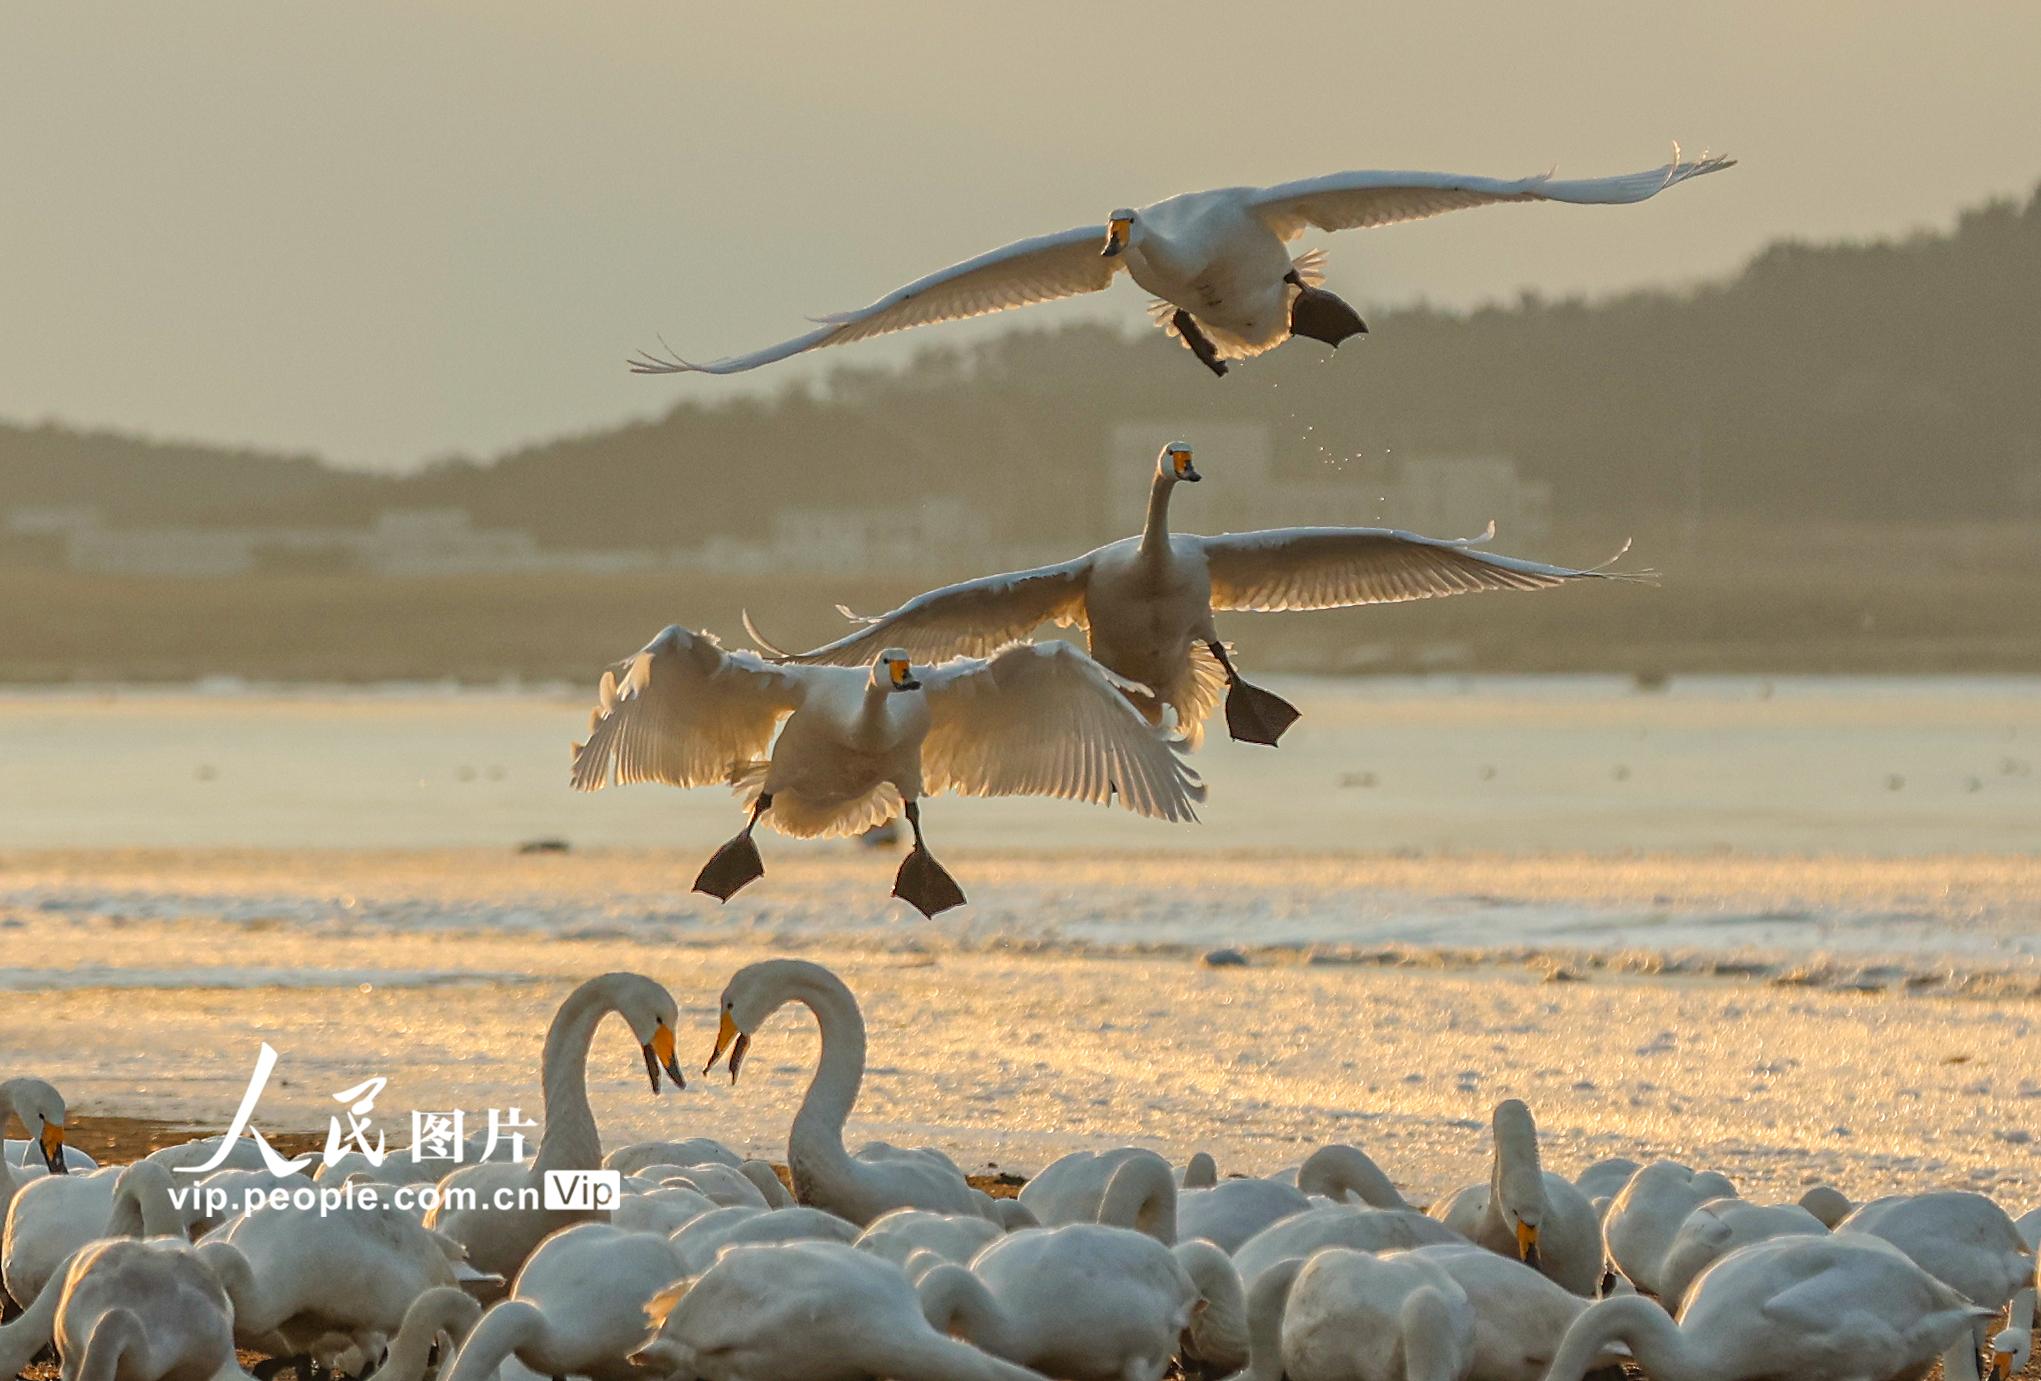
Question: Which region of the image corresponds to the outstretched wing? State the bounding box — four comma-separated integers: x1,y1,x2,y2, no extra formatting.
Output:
570,626,806,791
1247,150,1734,242
631,225,1122,375
918,643,1203,823
1201,525,1649,613
743,559,1092,668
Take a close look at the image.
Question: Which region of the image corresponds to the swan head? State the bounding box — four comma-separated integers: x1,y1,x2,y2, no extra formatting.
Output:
1101,209,1137,258
608,972,686,1093
1156,441,1200,484
1490,1099,1545,1266
872,648,921,693
8,1077,68,1174
1990,1328,2029,1381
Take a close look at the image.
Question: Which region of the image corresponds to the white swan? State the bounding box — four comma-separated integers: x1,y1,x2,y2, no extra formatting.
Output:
143,1135,274,1176
49,1237,249,1381
1428,1100,1600,1295
1574,1156,1641,1212
1601,1160,1741,1296
1655,1199,1828,1313
706,959,999,1225
1,1079,72,1219
856,1207,1005,1272
1295,1144,1412,1210
1179,1177,1310,1253
668,1204,862,1274
1017,1146,1177,1244
1799,1185,1855,1229
745,442,1642,748
604,1139,744,1174
609,1184,718,1236
915,1222,1233,1381
1181,1152,1220,1190
1541,1234,1990,1381
631,1239,1046,1381
1232,1205,1463,1286
3,1160,186,1308
1405,1242,1625,1381
424,970,686,1278
444,1222,694,1381
573,632,1202,916
631,151,1732,379
1236,1245,1475,1381
1837,1192,2036,1381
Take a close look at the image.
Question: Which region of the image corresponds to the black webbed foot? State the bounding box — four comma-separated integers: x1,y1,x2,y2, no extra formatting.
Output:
1287,284,1367,348
893,845,968,918
693,833,765,901
1224,679,1302,747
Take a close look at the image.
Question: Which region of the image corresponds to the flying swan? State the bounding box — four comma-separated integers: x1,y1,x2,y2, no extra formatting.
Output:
746,442,1644,748
571,631,1202,916
631,149,1733,378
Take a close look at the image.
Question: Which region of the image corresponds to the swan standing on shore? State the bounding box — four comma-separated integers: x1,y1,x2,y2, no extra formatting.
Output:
705,959,1002,1225
1429,1100,1601,1294
746,443,1642,747
631,152,1732,379
631,1239,1048,1381
573,630,1202,915
1540,1234,1990,1381
1,1079,73,1212
425,972,687,1278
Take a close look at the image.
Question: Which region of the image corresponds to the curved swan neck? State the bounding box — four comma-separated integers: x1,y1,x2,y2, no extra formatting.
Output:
195,1241,268,1336
1239,1255,1303,1381
533,975,630,1176
1298,1145,1409,1210
1139,470,1179,562
1175,1239,1249,1371
0,1249,68,1374
781,967,869,1203
108,1161,184,1238
444,1298,547,1381
1547,1295,1690,1381
917,1263,1024,1358
1400,1287,1466,1381
1100,1153,1178,1245
76,1307,144,1381
382,1288,481,1381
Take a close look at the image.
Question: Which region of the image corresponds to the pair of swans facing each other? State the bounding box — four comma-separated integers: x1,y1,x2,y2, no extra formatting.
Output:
634,151,1733,380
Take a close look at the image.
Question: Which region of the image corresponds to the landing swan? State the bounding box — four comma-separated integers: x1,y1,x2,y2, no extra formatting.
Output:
572,631,1201,916
1428,1100,1600,1294
1540,1234,1990,1381
630,1239,1048,1381
705,959,999,1225
746,442,1642,748
631,151,1732,378
423,971,687,1278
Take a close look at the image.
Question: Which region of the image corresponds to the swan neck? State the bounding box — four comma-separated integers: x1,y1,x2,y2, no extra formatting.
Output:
444,1299,547,1381
533,977,619,1175
1139,471,1177,561
784,970,868,1205
1298,1145,1408,1209
0,1250,68,1374
110,1162,184,1237
918,1265,1024,1359
383,1291,477,1381
1240,1256,1303,1381
1100,1153,1177,1244
1547,1295,1690,1381
885,1328,1047,1381
1176,1240,1249,1372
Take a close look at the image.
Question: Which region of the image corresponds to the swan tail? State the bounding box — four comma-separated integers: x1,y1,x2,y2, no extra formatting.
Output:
1289,247,1329,286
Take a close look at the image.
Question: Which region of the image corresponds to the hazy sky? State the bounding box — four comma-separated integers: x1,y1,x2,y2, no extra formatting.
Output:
6,2,2040,470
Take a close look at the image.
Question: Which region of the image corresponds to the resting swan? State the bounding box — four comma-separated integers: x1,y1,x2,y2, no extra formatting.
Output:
572,631,1201,916
668,1204,862,1274
424,971,686,1279
705,959,1000,1225
855,1207,1005,1272
631,151,1732,379
1541,1234,1991,1381
915,1222,1243,1381
630,1239,1046,1381
746,442,1642,748
1429,1100,1600,1295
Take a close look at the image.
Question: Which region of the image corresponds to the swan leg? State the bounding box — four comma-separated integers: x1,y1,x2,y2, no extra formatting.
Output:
1169,309,1229,378
693,795,770,902
1208,641,1301,747
1284,270,1367,348
892,801,968,918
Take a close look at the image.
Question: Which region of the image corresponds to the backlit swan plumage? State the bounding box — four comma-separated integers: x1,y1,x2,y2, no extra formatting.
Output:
572,631,1202,915
630,1239,1047,1381
1018,1147,1179,1244
1540,1234,1991,1381
856,1207,1006,1272
50,1237,252,1381
3,1159,185,1308
424,971,687,1279
1600,1160,1741,1297
1234,1245,1476,1381
1,1079,74,1220
1837,1192,2036,1381
1232,1205,1463,1286
1655,1199,1828,1313
705,959,1002,1226
668,1204,862,1274
746,443,1644,748
632,151,1732,379
1428,1100,1601,1295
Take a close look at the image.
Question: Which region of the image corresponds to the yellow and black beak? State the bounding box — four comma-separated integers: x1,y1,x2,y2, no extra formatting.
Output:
888,658,921,693
1171,449,1201,483
642,1024,684,1093
1101,217,1131,259
1514,1219,1540,1270
1990,1352,2014,1381
40,1120,67,1175
705,1011,753,1084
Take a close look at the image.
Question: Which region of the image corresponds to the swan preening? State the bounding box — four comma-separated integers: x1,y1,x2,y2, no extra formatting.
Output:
571,630,1202,916
632,150,1733,378
746,441,1645,748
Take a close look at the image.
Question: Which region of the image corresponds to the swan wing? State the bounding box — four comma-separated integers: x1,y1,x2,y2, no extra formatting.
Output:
1200,525,1650,613
1246,151,1736,242
631,224,1122,374
745,559,1092,667
570,626,807,791
918,642,1204,822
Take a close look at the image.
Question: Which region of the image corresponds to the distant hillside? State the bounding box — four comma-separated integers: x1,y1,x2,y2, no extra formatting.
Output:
5,184,2039,550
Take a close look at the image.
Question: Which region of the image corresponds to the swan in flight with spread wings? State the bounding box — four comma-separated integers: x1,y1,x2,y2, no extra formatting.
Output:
571,630,1202,916
631,150,1733,379
746,441,1645,748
